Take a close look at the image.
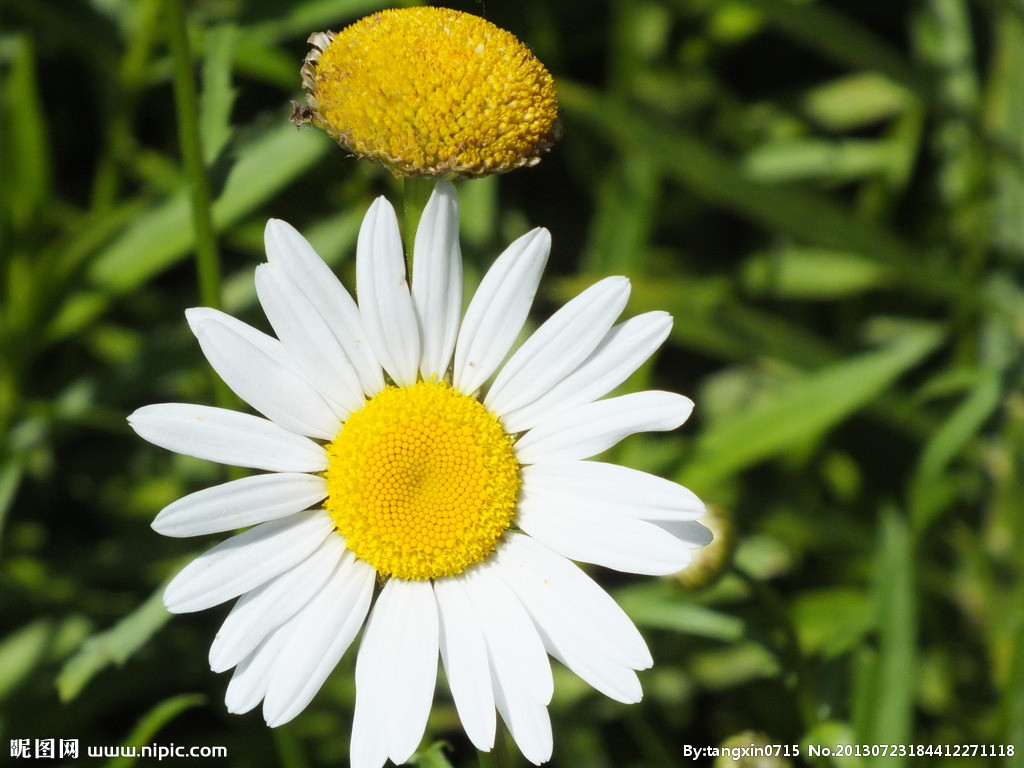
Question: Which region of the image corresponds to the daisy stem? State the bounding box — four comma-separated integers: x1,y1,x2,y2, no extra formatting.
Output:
166,0,222,312
402,176,436,267
166,0,235,414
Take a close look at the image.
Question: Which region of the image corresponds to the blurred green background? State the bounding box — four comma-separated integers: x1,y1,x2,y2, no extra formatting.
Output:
2,0,1024,765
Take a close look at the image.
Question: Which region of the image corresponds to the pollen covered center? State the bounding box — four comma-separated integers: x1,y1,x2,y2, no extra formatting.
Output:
325,381,519,580
297,6,559,177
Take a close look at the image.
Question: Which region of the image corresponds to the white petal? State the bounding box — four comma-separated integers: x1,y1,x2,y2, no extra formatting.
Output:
485,277,630,417
651,519,715,549
490,674,552,766
255,262,366,415
357,197,420,387
128,403,327,472
264,219,384,397
263,551,375,727
153,472,327,537
352,580,439,766
225,619,292,714
494,553,643,703
521,460,705,521
460,563,553,765
185,308,341,440
434,577,496,751
209,534,345,673
495,533,652,671
162,510,334,613
501,311,673,433
412,180,462,379
516,489,695,575
514,391,694,464
453,228,550,395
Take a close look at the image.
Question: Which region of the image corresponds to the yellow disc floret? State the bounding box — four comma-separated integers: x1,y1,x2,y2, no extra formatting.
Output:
325,381,520,580
293,7,559,177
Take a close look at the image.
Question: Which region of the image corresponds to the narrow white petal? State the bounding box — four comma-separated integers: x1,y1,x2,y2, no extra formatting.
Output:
153,473,327,537
263,551,375,727
352,580,439,766
453,228,550,395
495,533,652,671
516,490,695,575
514,391,694,464
128,403,327,472
494,553,642,703
349,693,388,768
501,312,673,433
459,564,553,764
521,460,705,521
225,619,292,714
209,534,345,673
434,577,496,751
255,262,366,415
264,219,384,397
186,308,341,440
162,510,334,613
491,676,552,766
357,197,420,387
485,277,630,417
460,564,553,703
651,519,715,549
412,179,462,379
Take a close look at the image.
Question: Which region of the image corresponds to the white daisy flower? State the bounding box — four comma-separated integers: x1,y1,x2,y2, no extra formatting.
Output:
128,180,710,768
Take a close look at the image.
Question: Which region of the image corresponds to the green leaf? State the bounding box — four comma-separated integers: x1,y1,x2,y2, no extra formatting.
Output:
0,616,92,701
0,35,51,231
730,0,930,95
88,123,330,293
616,582,745,641
47,122,331,342
744,139,897,184
411,742,455,768
583,151,660,275
102,693,206,768
742,247,894,299
246,0,393,42
690,642,781,689
909,370,1001,531
0,458,23,547
56,584,171,701
802,72,913,131
682,325,943,488
559,82,957,303
792,587,872,658
988,12,1024,257
853,509,916,766
0,620,52,700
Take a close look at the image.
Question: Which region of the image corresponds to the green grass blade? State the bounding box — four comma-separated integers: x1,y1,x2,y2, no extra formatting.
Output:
102,693,206,768
855,509,916,767
57,584,171,702
681,325,943,488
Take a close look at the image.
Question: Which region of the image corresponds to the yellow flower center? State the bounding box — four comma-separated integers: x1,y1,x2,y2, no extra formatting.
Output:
295,7,559,177
325,381,520,580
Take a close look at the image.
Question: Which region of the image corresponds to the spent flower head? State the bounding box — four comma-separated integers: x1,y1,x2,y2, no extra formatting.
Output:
292,7,559,177
129,182,709,767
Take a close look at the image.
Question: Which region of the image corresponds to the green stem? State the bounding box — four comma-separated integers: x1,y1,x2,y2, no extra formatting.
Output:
734,565,824,763
402,176,436,267
166,0,221,311
166,0,234,416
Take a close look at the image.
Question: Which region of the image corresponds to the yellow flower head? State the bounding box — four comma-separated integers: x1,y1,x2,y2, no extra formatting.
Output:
292,7,560,177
